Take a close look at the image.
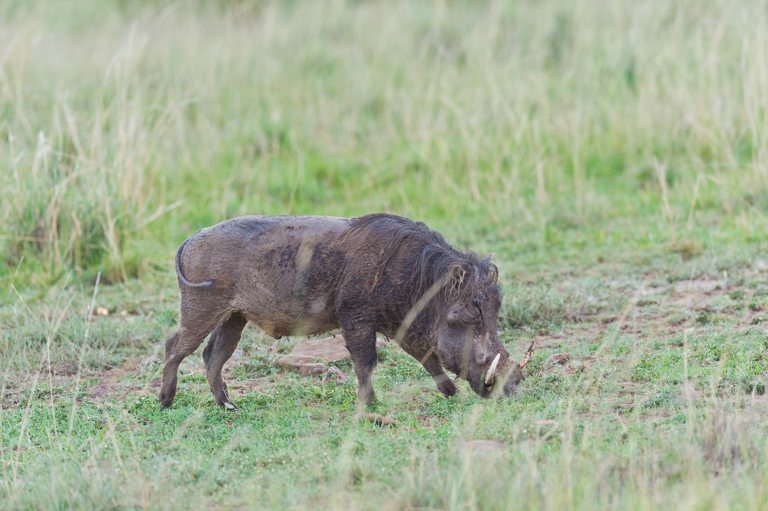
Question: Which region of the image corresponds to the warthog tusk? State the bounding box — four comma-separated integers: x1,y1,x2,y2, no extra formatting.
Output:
485,353,501,386
518,340,535,370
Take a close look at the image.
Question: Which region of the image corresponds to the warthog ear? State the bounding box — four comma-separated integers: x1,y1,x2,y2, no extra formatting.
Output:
481,254,499,283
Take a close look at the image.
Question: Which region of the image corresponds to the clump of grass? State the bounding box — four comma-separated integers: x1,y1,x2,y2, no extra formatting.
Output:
1,30,183,284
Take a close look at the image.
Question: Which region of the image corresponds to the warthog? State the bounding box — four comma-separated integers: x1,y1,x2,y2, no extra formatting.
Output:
159,213,532,409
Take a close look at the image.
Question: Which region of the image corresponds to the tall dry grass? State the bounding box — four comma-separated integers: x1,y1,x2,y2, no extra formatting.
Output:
2,0,768,283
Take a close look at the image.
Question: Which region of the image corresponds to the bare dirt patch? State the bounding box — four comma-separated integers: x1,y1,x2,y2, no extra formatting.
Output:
530,277,765,347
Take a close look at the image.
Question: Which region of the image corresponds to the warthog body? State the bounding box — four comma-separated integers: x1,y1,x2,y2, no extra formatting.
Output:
159,213,528,409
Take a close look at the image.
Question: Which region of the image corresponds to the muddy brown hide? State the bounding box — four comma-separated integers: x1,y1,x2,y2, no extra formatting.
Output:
159,213,522,409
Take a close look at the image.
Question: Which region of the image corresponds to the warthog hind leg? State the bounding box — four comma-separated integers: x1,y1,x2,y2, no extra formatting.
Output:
160,307,230,408
202,312,248,409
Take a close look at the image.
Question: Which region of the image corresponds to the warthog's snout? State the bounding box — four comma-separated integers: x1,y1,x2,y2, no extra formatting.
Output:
473,341,535,399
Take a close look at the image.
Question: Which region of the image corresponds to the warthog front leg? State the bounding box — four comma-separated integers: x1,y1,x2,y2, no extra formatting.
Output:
403,345,458,397
341,320,378,406
202,312,248,410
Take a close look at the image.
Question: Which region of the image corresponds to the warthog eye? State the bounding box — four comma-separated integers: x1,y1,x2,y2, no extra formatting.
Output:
472,298,482,316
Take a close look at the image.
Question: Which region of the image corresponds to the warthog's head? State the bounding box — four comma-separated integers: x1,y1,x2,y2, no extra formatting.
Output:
435,258,533,398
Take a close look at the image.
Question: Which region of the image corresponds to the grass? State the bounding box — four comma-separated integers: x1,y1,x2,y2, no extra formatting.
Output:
2,0,768,509
3,270,768,509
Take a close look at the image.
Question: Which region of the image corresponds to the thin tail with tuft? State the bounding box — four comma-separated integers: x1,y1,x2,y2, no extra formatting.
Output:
175,237,221,289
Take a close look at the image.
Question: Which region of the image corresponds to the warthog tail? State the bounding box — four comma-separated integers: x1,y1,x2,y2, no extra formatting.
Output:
175,237,230,289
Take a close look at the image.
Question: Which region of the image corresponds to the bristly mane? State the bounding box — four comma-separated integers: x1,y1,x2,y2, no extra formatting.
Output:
348,213,499,303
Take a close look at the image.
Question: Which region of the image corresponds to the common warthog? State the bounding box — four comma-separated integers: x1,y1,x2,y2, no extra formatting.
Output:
159,213,532,409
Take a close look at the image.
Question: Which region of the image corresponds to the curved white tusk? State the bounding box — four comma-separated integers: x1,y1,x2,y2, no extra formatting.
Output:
485,353,501,386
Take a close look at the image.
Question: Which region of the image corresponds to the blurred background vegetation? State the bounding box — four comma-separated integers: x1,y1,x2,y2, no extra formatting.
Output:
1,0,767,286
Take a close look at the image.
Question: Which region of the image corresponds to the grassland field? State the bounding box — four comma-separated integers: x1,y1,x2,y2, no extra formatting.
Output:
2,0,768,509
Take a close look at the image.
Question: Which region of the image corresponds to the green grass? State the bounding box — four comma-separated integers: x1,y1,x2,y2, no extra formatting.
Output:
3,271,768,509
2,0,768,509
